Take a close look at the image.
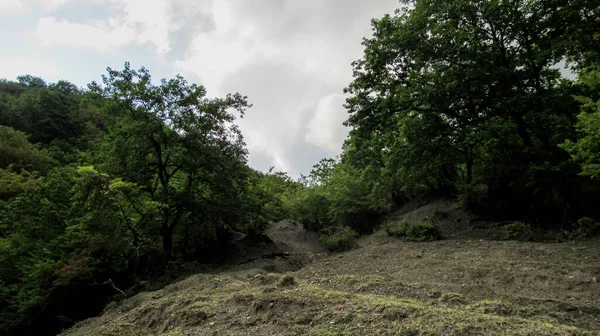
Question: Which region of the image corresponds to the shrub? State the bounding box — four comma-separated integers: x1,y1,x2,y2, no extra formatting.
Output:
573,217,600,239
502,222,534,241
386,219,442,242
319,226,359,252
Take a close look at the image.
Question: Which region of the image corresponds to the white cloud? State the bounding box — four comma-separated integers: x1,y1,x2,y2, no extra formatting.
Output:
0,0,27,15
6,0,400,176
33,0,190,54
305,94,350,152
0,0,70,15
173,0,399,175
173,1,280,92
38,0,70,12
0,55,61,81
35,17,136,50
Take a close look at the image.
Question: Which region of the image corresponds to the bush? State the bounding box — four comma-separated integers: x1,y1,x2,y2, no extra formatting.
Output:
385,219,442,242
573,217,600,239
319,226,359,252
502,222,534,241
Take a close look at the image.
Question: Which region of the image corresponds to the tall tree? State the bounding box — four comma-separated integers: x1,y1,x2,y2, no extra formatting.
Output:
89,63,251,263
344,0,583,221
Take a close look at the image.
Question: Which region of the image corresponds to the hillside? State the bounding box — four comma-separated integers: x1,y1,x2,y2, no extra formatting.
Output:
61,201,600,336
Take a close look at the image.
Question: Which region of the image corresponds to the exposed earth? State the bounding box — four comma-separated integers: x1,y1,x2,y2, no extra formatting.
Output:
61,199,600,335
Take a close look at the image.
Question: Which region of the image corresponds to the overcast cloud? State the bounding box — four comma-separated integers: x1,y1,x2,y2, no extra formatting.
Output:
1,0,401,176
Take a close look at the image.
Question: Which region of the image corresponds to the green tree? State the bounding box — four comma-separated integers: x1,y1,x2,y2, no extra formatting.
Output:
0,126,56,172
343,0,583,222
89,63,251,264
563,67,600,179
0,167,133,335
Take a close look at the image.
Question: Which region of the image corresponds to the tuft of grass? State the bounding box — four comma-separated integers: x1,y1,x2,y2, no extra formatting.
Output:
385,219,443,242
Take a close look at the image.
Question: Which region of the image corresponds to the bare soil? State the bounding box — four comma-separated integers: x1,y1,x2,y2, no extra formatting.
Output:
61,201,600,336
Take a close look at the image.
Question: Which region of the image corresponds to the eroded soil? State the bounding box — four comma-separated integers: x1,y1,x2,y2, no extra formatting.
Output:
62,203,600,336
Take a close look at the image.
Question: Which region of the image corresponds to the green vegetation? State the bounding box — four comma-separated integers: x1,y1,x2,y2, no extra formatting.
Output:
0,66,299,335
1,0,600,335
386,219,443,242
573,217,600,239
502,222,535,241
319,226,359,252
287,0,600,237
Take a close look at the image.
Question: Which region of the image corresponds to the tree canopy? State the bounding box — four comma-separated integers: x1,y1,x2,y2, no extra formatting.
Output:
289,0,600,234
0,64,295,336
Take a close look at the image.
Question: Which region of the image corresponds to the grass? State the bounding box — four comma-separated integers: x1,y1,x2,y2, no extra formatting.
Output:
61,209,600,336
62,270,598,336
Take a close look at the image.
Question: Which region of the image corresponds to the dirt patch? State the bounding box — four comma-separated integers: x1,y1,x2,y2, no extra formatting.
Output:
383,197,509,240
297,237,600,331
61,202,600,335
213,220,323,278
265,219,323,261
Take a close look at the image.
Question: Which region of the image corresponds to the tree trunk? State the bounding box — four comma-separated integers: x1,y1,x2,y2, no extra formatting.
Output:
466,148,473,185
513,114,533,148
162,227,173,267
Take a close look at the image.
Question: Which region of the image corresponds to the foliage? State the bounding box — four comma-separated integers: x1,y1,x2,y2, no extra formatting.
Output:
572,217,600,239
0,0,599,333
241,169,301,235
0,65,269,335
0,166,133,334
319,226,359,252
339,0,596,224
0,126,57,172
562,66,600,180
88,63,251,264
385,219,442,242
0,168,38,200
502,222,535,241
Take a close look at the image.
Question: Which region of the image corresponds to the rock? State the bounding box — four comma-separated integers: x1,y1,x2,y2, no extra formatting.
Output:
593,277,597,283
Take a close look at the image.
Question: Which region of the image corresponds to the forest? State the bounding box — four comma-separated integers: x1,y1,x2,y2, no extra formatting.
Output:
1,0,599,335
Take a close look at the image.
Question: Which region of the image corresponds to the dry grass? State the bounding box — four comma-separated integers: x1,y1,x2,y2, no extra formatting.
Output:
62,237,600,335
61,204,600,336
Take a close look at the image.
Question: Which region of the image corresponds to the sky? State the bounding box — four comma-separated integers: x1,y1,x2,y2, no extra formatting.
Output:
0,0,402,177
